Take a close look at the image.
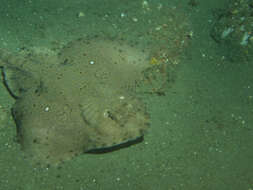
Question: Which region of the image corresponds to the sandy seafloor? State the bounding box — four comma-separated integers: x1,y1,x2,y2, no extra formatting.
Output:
0,0,253,189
